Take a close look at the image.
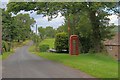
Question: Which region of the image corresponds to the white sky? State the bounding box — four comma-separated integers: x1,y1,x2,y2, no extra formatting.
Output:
108,14,119,25
16,11,65,33
1,0,9,3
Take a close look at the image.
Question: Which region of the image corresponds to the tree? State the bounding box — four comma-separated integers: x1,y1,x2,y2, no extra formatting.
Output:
2,9,16,52
13,13,35,42
38,26,56,39
45,26,55,38
56,24,68,33
2,9,13,41
75,11,93,53
38,27,45,39
2,9,35,42
2,9,35,52
6,2,118,53
83,2,117,52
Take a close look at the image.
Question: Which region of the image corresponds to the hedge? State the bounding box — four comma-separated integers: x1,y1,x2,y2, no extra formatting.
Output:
39,44,49,52
54,32,69,53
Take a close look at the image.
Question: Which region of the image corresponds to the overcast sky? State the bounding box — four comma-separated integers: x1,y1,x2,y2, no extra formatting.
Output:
16,11,65,33
0,0,119,33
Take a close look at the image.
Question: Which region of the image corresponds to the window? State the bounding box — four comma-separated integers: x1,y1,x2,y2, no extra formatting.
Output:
109,46,113,50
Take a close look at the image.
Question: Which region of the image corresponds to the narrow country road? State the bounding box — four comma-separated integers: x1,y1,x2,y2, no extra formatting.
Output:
2,41,93,78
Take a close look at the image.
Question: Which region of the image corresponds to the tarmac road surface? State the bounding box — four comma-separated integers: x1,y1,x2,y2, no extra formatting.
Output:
2,41,93,78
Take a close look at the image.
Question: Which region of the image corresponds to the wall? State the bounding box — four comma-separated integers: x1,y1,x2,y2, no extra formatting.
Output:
106,45,120,60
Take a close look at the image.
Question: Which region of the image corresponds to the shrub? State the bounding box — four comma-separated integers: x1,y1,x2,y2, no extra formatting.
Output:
2,41,10,52
54,32,69,53
39,44,49,52
79,37,92,53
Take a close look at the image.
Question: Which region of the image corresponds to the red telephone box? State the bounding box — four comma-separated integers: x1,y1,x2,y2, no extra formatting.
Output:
69,35,79,55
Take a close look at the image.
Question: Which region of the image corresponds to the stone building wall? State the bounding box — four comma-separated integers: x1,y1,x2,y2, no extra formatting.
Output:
104,32,120,60
105,45,120,60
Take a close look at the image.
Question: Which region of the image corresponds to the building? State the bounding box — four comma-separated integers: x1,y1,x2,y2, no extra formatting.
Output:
104,32,120,60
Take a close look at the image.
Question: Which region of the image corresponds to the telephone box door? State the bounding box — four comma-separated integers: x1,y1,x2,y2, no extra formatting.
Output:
69,35,79,55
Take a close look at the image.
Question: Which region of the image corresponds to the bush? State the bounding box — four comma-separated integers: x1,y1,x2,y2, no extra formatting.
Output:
79,37,92,53
2,41,10,52
39,44,49,52
54,32,69,53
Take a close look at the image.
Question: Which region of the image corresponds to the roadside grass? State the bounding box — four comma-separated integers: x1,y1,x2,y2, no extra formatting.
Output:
29,38,118,78
12,40,30,48
2,50,14,60
34,52,118,78
29,44,36,52
1,40,30,60
0,55,1,59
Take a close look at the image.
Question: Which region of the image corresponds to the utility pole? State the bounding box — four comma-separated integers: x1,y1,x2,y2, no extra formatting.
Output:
36,23,38,43
36,24,37,34
35,24,38,51
68,15,71,53
68,15,70,38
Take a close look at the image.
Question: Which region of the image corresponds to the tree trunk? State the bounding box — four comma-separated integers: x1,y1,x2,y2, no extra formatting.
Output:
89,11,101,53
18,39,20,42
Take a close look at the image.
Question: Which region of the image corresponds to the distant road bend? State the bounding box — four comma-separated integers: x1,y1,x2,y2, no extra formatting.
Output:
2,41,93,78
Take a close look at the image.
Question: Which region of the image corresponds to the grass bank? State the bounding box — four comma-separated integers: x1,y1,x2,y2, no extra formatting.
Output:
33,52,118,78
2,50,14,60
29,38,118,78
39,38,55,48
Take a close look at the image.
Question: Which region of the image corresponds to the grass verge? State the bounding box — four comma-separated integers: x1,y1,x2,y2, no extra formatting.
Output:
33,52,118,78
1,40,30,60
29,38,118,78
2,50,14,60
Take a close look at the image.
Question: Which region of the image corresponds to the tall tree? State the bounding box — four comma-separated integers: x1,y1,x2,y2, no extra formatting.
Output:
38,26,56,39
83,2,117,52
6,2,118,52
13,13,35,41
45,26,55,38
2,9,13,41
2,9,35,42
38,27,45,39
56,24,68,33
